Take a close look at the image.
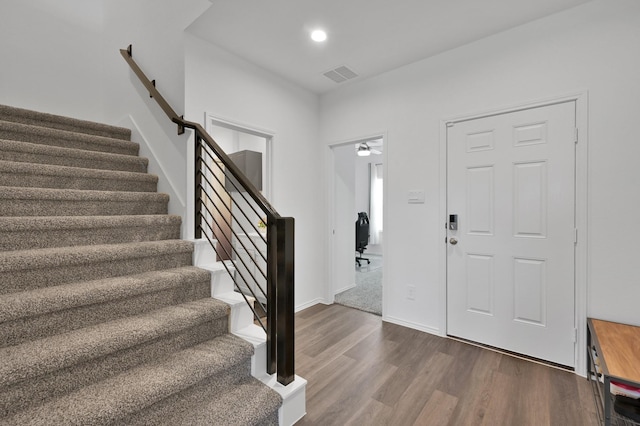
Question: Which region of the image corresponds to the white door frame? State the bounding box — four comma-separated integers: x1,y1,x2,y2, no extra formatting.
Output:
325,132,388,317
185,113,276,241
204,113,275,199
439,92,589,376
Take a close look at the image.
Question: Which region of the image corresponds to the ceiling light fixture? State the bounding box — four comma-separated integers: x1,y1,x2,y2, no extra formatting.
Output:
357,144,371,157
311,29,327,42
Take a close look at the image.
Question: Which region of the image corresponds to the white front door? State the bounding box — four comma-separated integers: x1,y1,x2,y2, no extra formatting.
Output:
446,101,576,367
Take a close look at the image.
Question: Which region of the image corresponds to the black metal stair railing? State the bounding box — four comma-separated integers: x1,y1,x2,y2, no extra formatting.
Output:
120,45,294,386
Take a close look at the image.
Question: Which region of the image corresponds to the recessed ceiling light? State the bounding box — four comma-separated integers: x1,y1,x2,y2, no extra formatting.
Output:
311,29,327,42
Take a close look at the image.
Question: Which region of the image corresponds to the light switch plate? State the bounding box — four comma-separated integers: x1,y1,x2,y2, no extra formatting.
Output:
408,190,425,204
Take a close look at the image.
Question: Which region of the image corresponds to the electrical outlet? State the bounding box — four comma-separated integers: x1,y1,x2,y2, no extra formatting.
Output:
407,285,416,300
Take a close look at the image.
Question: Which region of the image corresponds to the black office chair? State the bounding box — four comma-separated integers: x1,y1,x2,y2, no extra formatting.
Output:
355,212,370,267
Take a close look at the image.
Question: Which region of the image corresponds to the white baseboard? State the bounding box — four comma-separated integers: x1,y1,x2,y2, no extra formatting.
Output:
295,298,329,313
334,283,355,295
383,315,444,337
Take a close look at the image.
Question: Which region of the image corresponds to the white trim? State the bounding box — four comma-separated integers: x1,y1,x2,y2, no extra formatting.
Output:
121,114,189,239
295,298,330,313
438,117,449,344
204,112,275,200
334,283,356,295
385,315,443,336
439,90,589,376
326,131,388,318
574,91,589,377
324,145,336,305
121,114,186,208
443,91,587,126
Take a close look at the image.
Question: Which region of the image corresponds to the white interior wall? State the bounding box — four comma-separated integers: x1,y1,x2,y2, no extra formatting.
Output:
208,126,238,152
0,0,211,232
321,0,640,330
184,34,325,309
100,0,212,231
0,0,105,121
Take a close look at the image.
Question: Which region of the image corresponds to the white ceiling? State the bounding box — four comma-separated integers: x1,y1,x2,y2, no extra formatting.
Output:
188,0,593,94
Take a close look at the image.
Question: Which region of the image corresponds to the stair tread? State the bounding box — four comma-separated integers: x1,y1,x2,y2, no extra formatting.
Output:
0,160,157,192
0,185,169,202
0,138,148,172
0,240,193,272
0,298,231,388
0,215,182,252
0,187,169,217
0,214,181,232
132,377,282,426
0,120,138,156
0,266,210,323
0,104,131,140
0,159,155,181
3,334,256,425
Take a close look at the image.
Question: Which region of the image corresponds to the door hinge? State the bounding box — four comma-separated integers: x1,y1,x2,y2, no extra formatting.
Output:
572,328,578,343
574,128,579,144
574,228,578,244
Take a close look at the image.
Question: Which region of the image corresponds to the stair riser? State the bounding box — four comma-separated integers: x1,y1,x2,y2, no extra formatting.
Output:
122,362,254,426
0,105,131,140
0,198,168,217
0,252,193,294
0,279,211,347
0,319,229,419
0,224,180,251
0,171,157,193
0,142,148,173
0,122,138,156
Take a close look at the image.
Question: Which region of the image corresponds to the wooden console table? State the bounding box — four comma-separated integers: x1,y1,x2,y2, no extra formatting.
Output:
587,318,640,425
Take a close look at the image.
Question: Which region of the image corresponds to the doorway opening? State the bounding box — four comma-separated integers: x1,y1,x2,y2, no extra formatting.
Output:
204,115,273,306
205,115,272,199
330,137,384,316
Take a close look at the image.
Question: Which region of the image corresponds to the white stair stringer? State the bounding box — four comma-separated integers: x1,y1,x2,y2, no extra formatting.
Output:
192,238,307,425
215,291,255,333
234,325,307,426
191,238,236,295
192,241,253,332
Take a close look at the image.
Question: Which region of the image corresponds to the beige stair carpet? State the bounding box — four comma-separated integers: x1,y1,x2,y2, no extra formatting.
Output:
0,104,281,425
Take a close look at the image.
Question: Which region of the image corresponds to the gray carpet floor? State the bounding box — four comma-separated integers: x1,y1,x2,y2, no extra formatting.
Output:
335,254,382,316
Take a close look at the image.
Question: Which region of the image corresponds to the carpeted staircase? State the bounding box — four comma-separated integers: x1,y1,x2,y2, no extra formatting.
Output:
0,104,282,425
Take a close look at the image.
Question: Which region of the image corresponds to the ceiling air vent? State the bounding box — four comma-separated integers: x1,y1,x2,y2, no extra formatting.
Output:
323,65,358,83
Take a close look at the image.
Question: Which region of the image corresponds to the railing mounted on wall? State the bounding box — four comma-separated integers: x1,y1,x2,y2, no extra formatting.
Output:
120,45,295,386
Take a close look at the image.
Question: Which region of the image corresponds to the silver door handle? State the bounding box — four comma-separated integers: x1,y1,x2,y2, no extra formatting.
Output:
449,237,458,245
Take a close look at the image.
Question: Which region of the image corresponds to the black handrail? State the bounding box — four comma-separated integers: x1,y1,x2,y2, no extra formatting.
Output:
120,45,294,386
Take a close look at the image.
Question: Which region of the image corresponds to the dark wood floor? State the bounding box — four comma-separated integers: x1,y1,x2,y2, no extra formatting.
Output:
294,304,598,426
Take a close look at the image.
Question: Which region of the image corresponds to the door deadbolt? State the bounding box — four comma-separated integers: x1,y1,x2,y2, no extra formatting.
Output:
449,214,458,230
